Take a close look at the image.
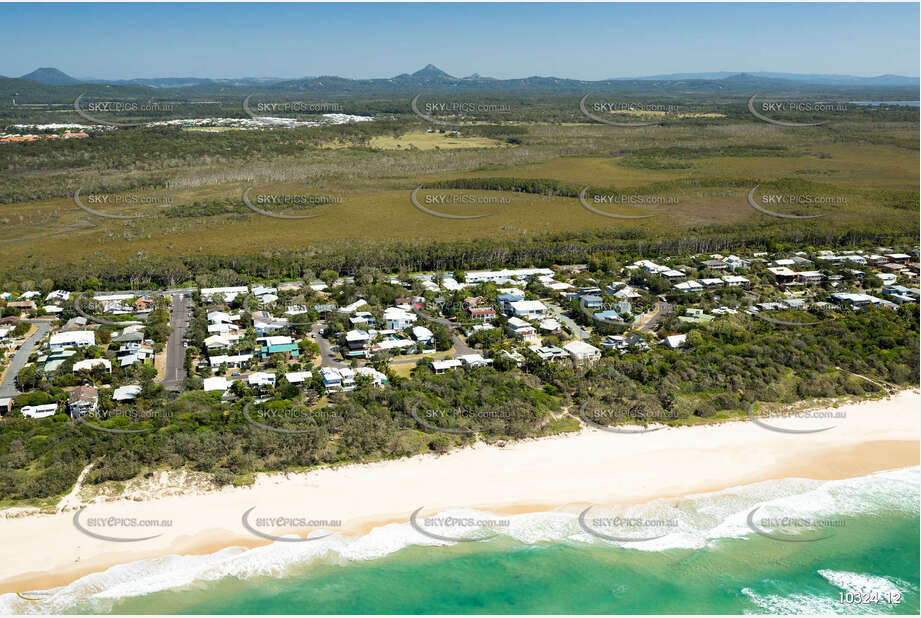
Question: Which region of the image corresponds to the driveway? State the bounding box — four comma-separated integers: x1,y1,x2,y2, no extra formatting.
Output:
0,320,53,399
547,303,590,339
312,323,345,368
633,300,673,333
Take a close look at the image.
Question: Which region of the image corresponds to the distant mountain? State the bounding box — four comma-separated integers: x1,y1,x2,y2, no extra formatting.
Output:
411,64,454,80
21,67,81,86
618,71,920,87
5,66,919,103
77,76,289,88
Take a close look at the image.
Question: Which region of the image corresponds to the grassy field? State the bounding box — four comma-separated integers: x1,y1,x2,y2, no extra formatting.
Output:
368,131,509,150
0,119,917,271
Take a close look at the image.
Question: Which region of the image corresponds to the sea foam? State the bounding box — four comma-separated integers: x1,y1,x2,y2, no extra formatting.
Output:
2,466,917,614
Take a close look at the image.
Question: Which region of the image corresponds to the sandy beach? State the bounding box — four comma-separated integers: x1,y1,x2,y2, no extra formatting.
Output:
1,390,918,595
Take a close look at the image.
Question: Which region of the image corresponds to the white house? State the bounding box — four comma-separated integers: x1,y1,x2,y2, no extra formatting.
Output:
464,268,553,284
72,358,112,373
508,300,547,319
203,376,233,392
665,334,687,349
432,359,463,374
457,353,493,367
113,384,142,401
200,286,248,302
209,353,253,369
49,330,95,350
338,299,369,315
412,326,436,352
562,340,601,364
248,372,276,388
284,371,313,384
22,403,58,419
383,307,417,330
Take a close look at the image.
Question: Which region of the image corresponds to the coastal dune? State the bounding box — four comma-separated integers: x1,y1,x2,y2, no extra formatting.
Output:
1,390,918,595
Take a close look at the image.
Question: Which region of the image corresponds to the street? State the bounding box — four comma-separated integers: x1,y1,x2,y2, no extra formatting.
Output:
0,320,53,399
162,293,189,391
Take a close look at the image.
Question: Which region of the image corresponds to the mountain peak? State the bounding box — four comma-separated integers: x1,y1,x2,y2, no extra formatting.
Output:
21,67,80,85
412,64,454,79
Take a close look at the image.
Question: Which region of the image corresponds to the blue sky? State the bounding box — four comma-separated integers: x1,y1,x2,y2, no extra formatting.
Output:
2,2,918,79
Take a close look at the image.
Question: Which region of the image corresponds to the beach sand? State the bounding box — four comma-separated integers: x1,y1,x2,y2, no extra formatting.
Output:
1,390,918,595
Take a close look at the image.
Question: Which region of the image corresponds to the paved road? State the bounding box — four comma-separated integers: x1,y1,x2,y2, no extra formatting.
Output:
0,320,53,399
548,303,590,339
162,293,189,391
412,308,476,355
312,323,345,368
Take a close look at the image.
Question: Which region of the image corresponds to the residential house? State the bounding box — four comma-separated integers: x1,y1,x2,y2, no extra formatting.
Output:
113,384,142,401
337,299,369,315
798,271,825,285
345,330,371,358
49,330,95,350
563,340,601,365
464,268,554,284
209,353,254,370
767,266,798,285
200,286,248,302
68,385,99,417
72,358,112,373
664,334,687,349
721,275,750,287
507,317,539,343
528,345,568,362
383,307,417,330
248,372,277,388
432,359,463,374
203,377,234,392
22,403,58,419
412,326,436,353
284,371,313,384
508,300,547,319
701,259,727,271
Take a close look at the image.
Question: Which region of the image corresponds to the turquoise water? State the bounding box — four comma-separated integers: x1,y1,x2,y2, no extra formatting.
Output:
87,513,921,614
3,467,917,615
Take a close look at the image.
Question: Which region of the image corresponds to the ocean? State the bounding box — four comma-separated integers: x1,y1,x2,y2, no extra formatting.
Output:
4,467,918,615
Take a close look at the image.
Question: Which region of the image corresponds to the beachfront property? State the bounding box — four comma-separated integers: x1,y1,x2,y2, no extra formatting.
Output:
562,340,601,365
68,385,99,417
22,403,58,419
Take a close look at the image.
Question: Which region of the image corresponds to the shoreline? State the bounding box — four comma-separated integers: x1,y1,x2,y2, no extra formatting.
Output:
1,389,918,596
